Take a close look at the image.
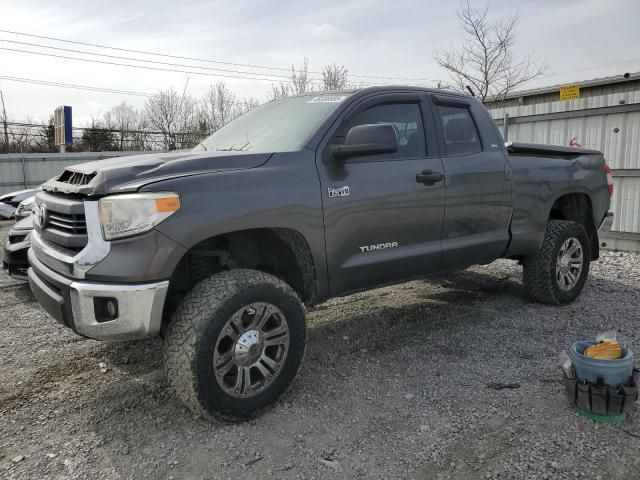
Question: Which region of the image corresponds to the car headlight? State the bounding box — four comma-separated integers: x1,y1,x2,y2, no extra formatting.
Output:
16,196,37,216
98,192,181,240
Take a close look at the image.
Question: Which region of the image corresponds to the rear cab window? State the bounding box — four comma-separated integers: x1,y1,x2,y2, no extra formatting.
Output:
437,105,482,156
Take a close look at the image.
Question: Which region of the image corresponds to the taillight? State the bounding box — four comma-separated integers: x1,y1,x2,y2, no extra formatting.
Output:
604,164,614,197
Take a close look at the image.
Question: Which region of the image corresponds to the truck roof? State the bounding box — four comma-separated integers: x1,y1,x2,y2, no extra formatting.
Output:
290,85,471,99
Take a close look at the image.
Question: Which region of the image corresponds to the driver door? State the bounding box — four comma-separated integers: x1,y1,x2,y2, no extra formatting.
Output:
317,93,446,296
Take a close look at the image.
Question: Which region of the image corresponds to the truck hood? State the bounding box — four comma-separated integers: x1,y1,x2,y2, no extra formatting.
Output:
41,150,272,196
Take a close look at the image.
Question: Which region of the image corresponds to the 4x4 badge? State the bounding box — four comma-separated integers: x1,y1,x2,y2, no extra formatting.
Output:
328,186,350,198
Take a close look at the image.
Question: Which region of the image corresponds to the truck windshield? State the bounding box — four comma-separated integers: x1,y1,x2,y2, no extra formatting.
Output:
193,94,350,153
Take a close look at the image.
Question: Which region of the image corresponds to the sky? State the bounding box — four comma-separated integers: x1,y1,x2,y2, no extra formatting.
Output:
1,0,639,126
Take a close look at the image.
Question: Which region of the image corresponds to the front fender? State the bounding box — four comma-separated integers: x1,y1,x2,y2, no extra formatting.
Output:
140,151,329,301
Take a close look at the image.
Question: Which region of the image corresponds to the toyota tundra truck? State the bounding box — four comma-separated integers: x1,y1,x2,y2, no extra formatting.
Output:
27,86,614,421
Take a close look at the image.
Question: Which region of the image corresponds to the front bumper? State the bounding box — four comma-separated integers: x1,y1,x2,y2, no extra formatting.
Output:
2,237,30,280
28,248,169,341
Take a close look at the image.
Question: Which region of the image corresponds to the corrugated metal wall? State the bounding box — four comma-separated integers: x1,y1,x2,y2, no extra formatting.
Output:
487,81,640,252
0,151,155,195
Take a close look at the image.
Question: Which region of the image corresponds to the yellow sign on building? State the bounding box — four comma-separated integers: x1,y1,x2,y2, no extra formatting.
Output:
560,84,580,101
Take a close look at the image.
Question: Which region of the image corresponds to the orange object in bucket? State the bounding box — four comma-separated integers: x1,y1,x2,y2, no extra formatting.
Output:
584,341,622,360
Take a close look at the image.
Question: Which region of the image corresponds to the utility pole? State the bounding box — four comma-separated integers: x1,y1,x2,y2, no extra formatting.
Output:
0,90,8,153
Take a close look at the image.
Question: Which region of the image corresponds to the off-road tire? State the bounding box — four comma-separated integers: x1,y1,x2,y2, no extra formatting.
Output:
163,269,306,421
522,220,591,305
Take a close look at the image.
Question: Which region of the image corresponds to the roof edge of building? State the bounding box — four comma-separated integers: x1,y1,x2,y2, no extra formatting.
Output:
486,71,640,103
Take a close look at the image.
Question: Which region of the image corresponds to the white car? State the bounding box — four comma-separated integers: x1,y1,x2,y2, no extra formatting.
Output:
0,188,40,220
14,195,38,220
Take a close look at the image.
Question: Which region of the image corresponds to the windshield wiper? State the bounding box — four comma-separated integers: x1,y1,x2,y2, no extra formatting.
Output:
216,141,252,152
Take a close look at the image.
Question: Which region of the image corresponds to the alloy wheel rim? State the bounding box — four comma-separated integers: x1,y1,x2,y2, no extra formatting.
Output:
555,237,583,291
213,302,289,398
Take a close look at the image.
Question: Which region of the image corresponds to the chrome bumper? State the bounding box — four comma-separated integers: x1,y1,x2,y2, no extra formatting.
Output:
69,279,169,341
598,211,614,235
28,249,168,342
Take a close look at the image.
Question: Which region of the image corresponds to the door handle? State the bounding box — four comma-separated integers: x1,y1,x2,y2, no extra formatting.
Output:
416,170,443,185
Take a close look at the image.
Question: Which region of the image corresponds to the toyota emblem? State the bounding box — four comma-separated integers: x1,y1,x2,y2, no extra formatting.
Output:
37,204,47,227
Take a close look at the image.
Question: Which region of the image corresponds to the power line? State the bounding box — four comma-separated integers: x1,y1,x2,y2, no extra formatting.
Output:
0,46,438,88
0,75,152,97
541,59,640,79
0,38,304,81
0,28,442,82
0,46,303,83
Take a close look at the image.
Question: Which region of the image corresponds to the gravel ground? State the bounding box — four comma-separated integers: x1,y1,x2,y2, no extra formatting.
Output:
1,219,639,479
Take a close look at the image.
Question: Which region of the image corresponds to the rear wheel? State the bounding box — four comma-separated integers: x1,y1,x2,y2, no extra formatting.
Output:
522,220,591,305
163,269,306,421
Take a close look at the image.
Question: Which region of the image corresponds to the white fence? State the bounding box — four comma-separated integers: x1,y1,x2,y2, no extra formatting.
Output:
0,151,155,196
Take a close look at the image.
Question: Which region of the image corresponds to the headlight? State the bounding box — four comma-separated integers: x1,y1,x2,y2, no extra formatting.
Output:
98,192,180,240
16,196,37,216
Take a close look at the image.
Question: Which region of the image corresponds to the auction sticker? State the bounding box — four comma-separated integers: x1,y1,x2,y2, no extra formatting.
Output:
308,95,348,103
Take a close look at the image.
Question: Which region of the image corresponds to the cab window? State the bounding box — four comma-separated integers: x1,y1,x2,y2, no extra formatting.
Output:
437,105,482,156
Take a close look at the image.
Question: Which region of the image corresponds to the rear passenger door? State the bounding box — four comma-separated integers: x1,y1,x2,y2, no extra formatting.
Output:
431,95,513,268
318,93,445,296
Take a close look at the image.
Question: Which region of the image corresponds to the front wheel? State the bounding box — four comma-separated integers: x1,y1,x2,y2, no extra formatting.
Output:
522,220,591,305
163,269,306,421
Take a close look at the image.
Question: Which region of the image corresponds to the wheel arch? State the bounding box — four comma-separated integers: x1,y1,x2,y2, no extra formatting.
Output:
547,191,599,260
161,227,317,332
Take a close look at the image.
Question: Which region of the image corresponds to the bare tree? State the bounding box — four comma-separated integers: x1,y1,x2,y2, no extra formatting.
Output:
239,97,261,114
270,58,315,100
130,112,155,150
290,58,312,94
9,117,36,152
203,82,240,133
434,1,546,102
201,82,261,135
144,88,200,150
269,82,291,101
321,63,349,91
104,102,138,151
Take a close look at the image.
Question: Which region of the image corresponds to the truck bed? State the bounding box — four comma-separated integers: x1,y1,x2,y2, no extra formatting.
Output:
506,141,601,157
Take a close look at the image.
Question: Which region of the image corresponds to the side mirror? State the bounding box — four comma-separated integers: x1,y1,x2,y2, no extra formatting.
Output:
330,124,398,161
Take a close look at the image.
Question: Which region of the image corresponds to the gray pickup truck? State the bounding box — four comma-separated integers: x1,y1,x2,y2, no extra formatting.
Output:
27,86,614,420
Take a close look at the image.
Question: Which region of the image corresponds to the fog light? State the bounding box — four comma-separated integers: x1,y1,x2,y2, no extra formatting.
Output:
105,299,117,317
94,297,119,323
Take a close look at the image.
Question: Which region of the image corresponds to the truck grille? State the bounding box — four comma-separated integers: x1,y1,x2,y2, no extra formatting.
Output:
38,194,88,253
47,211,87,234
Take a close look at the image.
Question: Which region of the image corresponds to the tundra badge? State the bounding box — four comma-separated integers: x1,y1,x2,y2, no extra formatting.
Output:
328,186,350,198
360,242,399,253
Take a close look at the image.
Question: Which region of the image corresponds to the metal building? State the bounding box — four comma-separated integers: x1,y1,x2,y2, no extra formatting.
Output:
485,72,640,252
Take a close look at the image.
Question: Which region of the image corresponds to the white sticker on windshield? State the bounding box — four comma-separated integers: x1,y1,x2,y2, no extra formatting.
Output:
308,95,348,103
